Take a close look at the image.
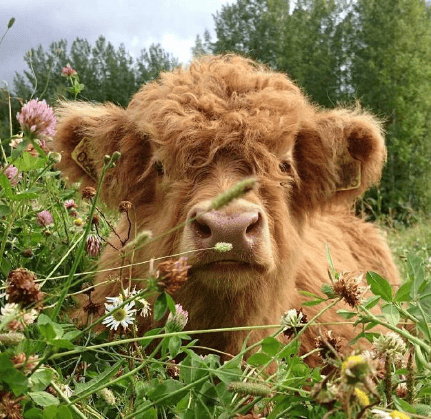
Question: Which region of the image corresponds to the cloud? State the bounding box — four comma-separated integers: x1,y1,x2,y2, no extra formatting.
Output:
0,0,233,89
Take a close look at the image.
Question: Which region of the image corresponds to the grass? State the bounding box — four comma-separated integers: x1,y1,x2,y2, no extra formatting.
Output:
2,85,431,419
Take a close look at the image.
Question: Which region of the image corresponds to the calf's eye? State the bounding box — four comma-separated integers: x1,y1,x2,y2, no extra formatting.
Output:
154,160,164,176
279,161,291,173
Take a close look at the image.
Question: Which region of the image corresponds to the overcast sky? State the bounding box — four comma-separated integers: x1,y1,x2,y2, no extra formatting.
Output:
1,0,234,90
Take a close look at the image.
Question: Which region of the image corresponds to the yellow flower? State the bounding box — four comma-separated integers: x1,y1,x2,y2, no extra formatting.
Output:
354,387,370,407
74,218,83,226
389,411,410,419
341,355,369,384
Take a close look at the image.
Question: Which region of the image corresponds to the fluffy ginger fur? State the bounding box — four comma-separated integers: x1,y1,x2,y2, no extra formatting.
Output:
54,54,399,363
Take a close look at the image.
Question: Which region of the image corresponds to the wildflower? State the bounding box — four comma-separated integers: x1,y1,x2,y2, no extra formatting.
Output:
0,332,25,345
165,304,188,333
102,300,136,331
166,360,180,378
373,332,407,361
136,296,151,317
74,218,83,226
354,387,370,407
37,210,54,227
0,303,38,331
0,391,24,419
341,355,369,384
25,138,49,157
4,165,21,186
119,200,133,213
214,242,233,252
62,64,77,77
396,382,408,398
82,186,96,199
48,151,62,163
7,268,44,308
372,409,410,419
86,235,101,257
332,272,361,308
315,330,342,360
280,308,308,338
11,353,38,374
17,99,56,138
64,199,77,210
157,257,191,294
9,135,24,149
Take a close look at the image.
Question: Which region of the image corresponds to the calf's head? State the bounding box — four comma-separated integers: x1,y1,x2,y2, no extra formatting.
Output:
54,55,386,299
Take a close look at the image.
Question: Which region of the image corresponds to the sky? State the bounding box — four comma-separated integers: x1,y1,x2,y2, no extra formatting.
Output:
1,0,234,90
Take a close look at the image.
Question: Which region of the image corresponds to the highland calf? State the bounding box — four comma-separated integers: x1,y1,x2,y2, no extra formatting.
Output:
54,55,399,362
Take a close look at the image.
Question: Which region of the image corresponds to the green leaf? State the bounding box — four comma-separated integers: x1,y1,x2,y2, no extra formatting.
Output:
0,204,11,217
37,314,63,339
363,294,381,309
337,309,357,319
165,292,177,314
14,152,46,171
261,337,281,356
74,361,122,396
154,293,168,321
3,367,29,395
366,271,393,302
29,391,59,407
395,281,412,302
246,352,272,367
50,339,74,349
11,191,39,201
408,254,425,299
381,303,400,326
30,369,54,392
24,407,43,419
148,379,188,406
302,298,326,307
0,173,13,198
168,335,182,359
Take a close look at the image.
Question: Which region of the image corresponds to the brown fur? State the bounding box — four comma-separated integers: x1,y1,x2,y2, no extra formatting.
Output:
54,54,399,363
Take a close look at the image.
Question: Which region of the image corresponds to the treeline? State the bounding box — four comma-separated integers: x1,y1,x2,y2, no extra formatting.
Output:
2,0,431,221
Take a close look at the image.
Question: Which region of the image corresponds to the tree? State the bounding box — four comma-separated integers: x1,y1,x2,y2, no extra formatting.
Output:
347,0,431,216
12,36,180,107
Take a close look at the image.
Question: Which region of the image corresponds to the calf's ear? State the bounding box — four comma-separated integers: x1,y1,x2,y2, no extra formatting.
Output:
292,109,386,213
54,101,153,206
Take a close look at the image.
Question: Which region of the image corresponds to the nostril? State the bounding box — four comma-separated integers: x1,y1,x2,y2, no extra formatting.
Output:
245,212,262,235
192,219,212,239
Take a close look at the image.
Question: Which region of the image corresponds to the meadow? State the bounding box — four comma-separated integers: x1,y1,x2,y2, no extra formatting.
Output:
2,83,431,419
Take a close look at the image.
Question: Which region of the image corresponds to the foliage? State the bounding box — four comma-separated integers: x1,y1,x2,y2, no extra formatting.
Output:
1,81,431,418
11,36,179,107
196,0,431,219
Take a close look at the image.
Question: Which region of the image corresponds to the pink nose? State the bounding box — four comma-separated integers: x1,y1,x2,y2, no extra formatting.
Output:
188,204,264,252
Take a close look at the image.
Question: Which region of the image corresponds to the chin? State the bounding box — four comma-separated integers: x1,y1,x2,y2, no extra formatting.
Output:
190,261,269,293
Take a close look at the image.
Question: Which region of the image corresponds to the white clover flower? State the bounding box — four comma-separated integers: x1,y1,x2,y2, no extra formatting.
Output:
165,304,188,333
373,332,407,359
280,309,307,330
102,301,136,331
22,309,38,325
0,303,20,319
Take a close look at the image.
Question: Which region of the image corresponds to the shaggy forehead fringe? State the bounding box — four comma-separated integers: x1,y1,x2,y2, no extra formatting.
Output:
128,54,313,173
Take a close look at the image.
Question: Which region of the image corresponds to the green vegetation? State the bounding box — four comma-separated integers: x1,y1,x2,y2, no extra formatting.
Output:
2,1,431,417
